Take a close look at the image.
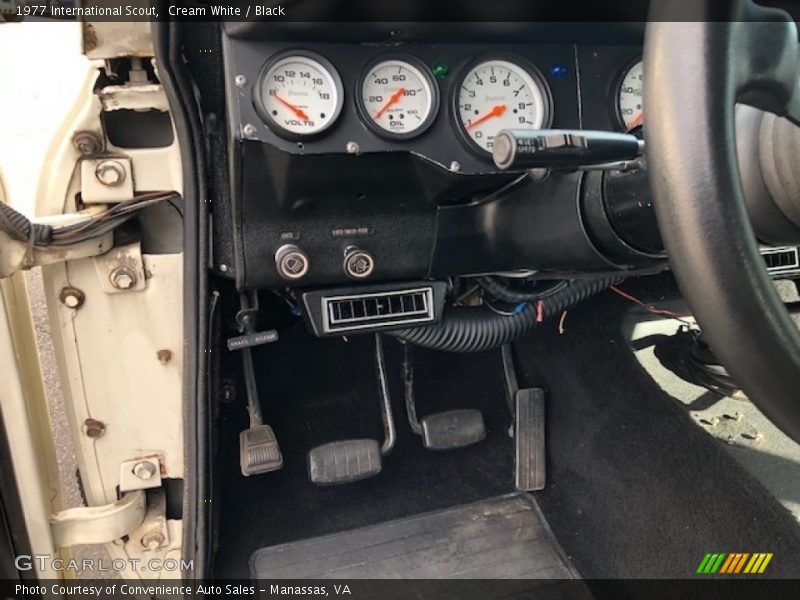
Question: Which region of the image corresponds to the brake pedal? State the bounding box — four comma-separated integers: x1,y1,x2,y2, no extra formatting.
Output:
402,344,486,450
307,334,396,485
229,292,283,477
515,388,546,491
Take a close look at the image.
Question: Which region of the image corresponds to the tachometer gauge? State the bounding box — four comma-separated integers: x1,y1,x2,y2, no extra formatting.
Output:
617,60,643,131
456,58,551,155
253,51,344,140
358,57,439,140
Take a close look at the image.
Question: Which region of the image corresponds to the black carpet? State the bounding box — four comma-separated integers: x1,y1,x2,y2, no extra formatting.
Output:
513,276,800,582
213,326,515,578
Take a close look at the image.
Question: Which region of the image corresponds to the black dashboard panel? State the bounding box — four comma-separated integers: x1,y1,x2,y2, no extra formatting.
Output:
223,40,581,175
217,23,649,289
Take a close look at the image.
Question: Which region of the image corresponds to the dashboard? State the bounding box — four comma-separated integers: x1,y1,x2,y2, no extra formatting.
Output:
222,39,642,175
215,24,654,290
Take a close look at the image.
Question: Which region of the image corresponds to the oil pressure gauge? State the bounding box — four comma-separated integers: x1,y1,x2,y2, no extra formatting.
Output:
253,50,344,140
358,57,439,140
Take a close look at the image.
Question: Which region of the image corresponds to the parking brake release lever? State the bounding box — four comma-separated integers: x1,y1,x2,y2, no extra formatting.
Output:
492,128,644,171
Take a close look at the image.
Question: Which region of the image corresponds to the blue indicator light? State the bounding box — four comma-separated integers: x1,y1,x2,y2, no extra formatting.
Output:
550,63,568,79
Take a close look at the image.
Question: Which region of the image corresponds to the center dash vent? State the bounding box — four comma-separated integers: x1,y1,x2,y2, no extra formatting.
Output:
761,246,800,277
302,282,447,337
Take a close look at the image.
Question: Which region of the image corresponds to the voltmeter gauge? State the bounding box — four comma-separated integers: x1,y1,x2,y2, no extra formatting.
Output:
456,58,551,155
358,57,439,140
253,51,344,140
617,60,643,131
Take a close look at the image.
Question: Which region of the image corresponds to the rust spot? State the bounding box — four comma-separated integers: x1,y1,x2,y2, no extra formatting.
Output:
84,418,106,438
157,349,172,365
82,22,98,53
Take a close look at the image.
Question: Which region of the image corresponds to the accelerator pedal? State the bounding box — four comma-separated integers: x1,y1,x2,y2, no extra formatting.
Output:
308,335,396,486
515,388,546,491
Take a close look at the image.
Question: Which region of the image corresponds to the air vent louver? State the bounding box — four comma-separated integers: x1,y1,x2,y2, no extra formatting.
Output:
762,246,800,276
323,287,435,333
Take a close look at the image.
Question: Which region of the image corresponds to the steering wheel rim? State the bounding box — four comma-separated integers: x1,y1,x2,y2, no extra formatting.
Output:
644,1,800,442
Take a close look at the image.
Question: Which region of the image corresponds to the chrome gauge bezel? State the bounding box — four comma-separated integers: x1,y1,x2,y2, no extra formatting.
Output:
453,54,553,158
252,49,345,141
613,57,643,131
355,55,440,141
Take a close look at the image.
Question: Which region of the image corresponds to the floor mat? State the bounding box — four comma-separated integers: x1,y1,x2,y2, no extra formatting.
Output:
251,493,587,589
513,275,800,581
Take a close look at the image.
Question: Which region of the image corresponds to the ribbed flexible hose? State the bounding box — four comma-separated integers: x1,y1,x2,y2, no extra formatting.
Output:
390,277,618,352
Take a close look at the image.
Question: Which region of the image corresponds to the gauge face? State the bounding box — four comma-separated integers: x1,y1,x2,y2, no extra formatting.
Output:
254,52,344,139
457,59,550,154
359,58,438,139
617,60,643,130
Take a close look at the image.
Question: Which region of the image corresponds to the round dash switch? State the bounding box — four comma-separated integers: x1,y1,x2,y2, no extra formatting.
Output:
343,247,375,279
275,244,309,280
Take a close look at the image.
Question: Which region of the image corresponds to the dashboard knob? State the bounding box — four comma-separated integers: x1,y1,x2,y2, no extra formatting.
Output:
275,244,309,280
343,247,375,279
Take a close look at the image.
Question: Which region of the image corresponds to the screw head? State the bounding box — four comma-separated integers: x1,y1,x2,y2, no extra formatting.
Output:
449,161,461,172
345,141,360,154
84,418,106,438
95,160,126,187
133,461,157,481
109,266,136,290
243,123,258,138
72,131,103,156
234,74,247,87
59,286,85,309
140,530,165,550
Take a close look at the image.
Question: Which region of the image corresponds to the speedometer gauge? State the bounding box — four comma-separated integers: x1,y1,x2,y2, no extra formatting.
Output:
617,60,643,131
456,58,551,155
253,50,344,140
358,57,439,140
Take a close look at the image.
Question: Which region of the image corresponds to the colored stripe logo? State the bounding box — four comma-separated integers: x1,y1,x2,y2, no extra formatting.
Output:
697,552,773,574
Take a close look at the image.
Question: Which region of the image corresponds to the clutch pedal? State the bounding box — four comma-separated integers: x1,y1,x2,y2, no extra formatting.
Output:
402,344,486,450
229,292,283,477
307,334,396,485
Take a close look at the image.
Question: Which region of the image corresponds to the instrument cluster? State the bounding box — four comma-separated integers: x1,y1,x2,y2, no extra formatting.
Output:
224,40,642,174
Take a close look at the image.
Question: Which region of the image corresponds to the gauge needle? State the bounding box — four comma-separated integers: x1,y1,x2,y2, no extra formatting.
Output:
272,93,310,121
373,87,406,119
466,104,506,130
627,111,644,131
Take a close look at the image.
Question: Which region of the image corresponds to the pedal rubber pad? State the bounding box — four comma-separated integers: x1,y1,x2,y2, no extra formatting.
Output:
308,439,382,485
240,424,283,477
420,409,486,450
515,388,546,491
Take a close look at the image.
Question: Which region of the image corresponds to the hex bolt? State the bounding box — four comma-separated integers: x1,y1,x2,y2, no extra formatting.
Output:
140,530,165,550
234,74,247,87
59,286,85,309
109,266,136,290
95,160,126,187
72,131,103,156
133,461,157,481
243,123,258,138
84,418,106,438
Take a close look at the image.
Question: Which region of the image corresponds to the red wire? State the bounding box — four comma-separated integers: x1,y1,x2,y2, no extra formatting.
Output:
609,284,691,319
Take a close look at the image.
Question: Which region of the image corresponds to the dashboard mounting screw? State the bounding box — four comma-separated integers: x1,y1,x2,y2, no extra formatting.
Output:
243,123,258,138
59,286,85,309
72,131,103,156
346,141,360,155
449,161,461,173
234,74,247,87
95,160,126,187
140,530,165,550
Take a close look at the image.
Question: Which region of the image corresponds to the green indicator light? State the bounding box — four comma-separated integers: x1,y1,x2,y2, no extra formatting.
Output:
432,62,449,80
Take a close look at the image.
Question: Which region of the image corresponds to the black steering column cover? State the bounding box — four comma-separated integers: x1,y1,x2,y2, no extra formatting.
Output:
644,4,800,442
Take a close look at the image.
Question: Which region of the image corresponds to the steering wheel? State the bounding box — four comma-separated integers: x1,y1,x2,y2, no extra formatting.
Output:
645,1,800,442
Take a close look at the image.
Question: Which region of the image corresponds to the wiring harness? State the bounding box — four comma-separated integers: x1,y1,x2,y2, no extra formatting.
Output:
0,191,181,247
